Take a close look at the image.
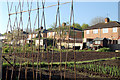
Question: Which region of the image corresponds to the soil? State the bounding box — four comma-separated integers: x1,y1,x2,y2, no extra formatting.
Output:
2,52,120,80
5,51,120,62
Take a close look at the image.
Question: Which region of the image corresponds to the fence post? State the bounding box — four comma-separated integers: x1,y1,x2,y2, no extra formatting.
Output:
0,41,2,80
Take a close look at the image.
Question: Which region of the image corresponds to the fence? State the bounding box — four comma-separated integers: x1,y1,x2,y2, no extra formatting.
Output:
1,0,120,80
2,0,77,80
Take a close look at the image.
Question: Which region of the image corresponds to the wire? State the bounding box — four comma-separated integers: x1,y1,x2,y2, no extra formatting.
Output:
9,2,71,15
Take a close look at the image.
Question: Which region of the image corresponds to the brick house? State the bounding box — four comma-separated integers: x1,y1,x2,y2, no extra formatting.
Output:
47,23,82,41
84,18,120,42
47,23,83,49
84,17,120,49
28,32,38,40
28,23,83,49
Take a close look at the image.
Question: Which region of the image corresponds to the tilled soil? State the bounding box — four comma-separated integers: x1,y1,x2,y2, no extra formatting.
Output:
2,52,120,80
12,51,120,62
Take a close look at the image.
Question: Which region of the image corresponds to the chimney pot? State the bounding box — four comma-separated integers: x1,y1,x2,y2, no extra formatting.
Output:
8,31,10,33
62,22,66,26
105,17,110,23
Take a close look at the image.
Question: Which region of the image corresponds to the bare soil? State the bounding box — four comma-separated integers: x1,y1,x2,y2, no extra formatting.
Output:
2,52,120,80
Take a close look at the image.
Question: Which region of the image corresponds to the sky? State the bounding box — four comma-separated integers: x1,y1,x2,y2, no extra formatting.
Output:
0,1,119,34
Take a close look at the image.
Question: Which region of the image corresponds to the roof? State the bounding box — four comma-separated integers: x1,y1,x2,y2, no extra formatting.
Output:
70,27,82,31
93,37,111,41
47,30,54,32
47,27,82,32
84,21,120,30
22,31,29,34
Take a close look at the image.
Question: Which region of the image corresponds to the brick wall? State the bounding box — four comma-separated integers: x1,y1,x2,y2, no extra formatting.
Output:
69,31,82,39
47,30,82,40
84,27,119,40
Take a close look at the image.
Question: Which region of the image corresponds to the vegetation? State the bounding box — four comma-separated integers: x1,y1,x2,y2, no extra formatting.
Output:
97,47,111,52
48,22,89,31
76,49,93,52
81,23,89,30
2,43,35,53
68,63,120,77
3,57,120,66
73,23,82,30
90,16,105,26
3,56,120,78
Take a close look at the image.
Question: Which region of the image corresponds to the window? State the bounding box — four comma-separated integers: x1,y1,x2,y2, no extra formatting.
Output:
49,32,51,37
52,32,55,36
86,30,89,34
93,29,98,34
103,28,108,33
95,41,101,44
113,27,117,32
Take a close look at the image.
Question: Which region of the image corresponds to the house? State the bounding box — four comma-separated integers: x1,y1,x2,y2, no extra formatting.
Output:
84,17,120,50
27,32,38,40
25,23,83,49
84,18,120,42
27,31,38,44
34,29,47,46
47,23,83,49
0,35,6,41
5,30,29,45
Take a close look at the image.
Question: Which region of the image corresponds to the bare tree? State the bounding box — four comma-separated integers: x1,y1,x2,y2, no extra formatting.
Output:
90,16,105,26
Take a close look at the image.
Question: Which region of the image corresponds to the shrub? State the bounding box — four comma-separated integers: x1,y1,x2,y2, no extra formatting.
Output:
76,49,93,52
2,46,13,53
97,47,111,52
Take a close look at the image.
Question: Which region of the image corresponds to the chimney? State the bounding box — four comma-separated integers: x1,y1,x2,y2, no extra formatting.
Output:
62,22,66,27
21,29,23,31
8,31,10,33
40,26,43,30
105,17,110,23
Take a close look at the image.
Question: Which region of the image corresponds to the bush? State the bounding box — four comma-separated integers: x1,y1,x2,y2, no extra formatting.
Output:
97,47,111,52
76,49,93,52
2,46,13,53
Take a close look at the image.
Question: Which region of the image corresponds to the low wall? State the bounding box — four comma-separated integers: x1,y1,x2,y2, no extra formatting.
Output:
57,42,83,49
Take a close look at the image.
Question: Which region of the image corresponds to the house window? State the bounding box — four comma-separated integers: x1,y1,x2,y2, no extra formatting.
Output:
86,30,89,34
52,32,55,36
103,28,108,33
95,41,101,44
93,29,98,34
113,27,117,32
49,32,51,37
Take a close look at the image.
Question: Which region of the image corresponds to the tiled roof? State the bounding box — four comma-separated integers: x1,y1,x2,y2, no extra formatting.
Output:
84,21,120,30
47,27,82,32
70,27,82,31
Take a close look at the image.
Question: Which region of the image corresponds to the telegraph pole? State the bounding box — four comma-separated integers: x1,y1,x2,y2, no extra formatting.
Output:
0,41,2,80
